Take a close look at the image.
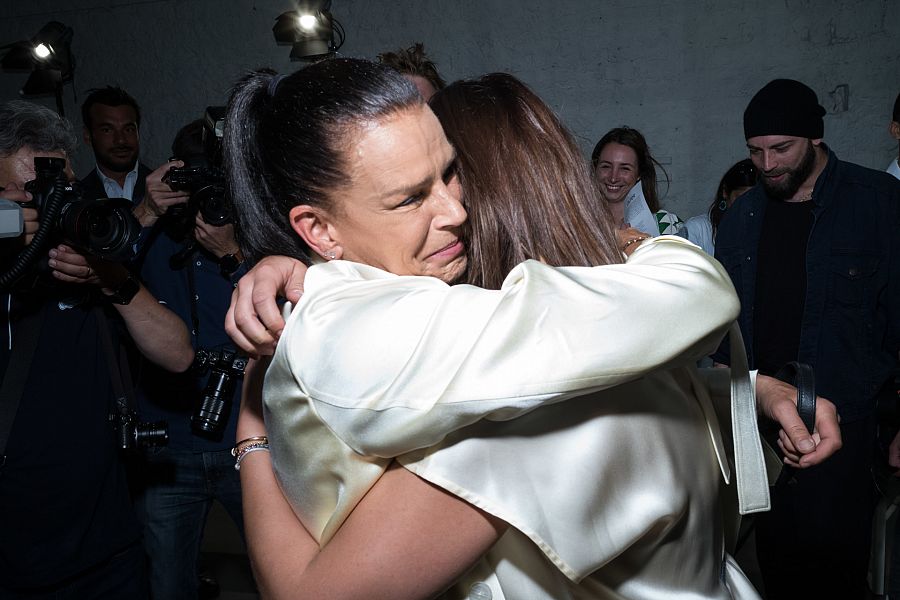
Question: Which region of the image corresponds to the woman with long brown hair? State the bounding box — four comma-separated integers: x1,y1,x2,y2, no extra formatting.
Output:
226,65,837,599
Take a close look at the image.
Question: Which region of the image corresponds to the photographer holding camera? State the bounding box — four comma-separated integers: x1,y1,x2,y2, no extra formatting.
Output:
0,101,194,598
115,116,247,600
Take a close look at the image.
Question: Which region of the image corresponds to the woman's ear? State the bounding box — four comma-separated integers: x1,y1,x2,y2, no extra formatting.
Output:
288,205,343,261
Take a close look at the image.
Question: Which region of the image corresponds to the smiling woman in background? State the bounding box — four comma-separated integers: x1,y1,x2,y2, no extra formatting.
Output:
591,126,682,236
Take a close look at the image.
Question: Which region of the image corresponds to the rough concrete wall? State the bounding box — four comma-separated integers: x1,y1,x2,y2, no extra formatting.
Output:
0,0,896,218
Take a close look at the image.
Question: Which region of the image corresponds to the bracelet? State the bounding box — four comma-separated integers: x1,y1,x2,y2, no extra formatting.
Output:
234,444,270,471
232,435,268,458
621,236,650,251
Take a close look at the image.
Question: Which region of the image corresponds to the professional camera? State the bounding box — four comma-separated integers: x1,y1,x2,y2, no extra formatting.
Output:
161,107,230,241
163,163,229,226
0,157,142,291
110,396,168,450
191,347,247,436
24,156,141,261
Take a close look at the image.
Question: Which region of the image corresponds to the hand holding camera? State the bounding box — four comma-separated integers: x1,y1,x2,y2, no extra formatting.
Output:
134,160,191,227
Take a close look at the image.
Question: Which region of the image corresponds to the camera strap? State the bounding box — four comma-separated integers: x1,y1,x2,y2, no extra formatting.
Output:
93,306,138,421
0,301,46,469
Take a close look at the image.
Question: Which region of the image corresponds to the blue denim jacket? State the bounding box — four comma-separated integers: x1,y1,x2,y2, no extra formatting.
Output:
713,149,900,423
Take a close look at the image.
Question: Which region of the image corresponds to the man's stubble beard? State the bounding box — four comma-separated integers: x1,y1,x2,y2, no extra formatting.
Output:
761,140,816,201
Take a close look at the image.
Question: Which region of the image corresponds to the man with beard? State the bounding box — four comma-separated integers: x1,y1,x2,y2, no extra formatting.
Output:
714,78,900,598
80,86,152,203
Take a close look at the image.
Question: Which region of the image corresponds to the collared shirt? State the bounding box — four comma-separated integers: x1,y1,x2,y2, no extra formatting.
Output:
714,149,900,423
887,157,900,180
94,160,140,200
134,226,247,451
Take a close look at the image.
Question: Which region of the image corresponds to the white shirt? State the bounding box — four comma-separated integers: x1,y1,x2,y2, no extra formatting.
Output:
887,157,900,180
94,161,140,200
263,237,761,598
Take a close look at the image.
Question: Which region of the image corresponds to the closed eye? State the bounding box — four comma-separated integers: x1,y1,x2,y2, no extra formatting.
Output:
397,192,425,208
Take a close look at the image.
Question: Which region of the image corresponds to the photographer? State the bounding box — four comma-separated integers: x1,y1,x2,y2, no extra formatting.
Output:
0,100,192,598
127,117,246,600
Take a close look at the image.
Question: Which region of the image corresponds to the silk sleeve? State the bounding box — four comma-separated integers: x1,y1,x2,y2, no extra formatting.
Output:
275,236,739,457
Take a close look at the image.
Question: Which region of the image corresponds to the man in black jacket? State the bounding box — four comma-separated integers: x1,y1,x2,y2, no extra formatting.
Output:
80,86,152,203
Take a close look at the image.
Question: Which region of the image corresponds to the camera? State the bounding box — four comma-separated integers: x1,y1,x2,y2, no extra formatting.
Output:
24,157,141,261
191,348,247,436
161,107,230,241
162,163,229,227
110,396,168,450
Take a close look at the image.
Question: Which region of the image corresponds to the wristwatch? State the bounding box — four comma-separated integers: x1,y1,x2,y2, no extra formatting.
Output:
219,252,243,277
105,274,141,305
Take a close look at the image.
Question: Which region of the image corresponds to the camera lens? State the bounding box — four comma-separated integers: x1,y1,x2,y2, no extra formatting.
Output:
191,370,235,435
133,421,169,448
61,197,141,261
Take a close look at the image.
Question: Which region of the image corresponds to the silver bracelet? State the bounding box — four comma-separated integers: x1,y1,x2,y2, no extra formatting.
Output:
234,444,270,471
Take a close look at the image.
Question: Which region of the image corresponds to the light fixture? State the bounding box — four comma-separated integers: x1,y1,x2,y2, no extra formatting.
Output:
273,1,345,61
0,21,75,116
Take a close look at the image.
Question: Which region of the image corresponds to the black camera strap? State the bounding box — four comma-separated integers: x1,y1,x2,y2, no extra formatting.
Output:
93,306,138,422
0,302,46,469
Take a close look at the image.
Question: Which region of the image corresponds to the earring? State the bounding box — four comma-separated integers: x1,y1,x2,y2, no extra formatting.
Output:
324,249,336,260
717,200,728,211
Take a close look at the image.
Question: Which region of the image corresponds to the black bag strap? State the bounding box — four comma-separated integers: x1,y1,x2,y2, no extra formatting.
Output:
774,361,816,434
0,303,46,468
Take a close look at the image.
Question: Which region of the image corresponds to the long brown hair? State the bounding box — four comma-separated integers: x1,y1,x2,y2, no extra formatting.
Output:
590,126,668,213
430,73,622,290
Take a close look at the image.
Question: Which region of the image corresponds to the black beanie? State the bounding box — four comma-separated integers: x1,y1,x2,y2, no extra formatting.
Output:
743,79,826,139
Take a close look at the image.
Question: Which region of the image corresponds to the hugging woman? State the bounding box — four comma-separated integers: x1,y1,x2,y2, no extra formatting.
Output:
224,59,838,599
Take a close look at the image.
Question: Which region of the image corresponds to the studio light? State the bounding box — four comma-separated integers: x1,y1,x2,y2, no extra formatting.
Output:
0,21,75,116
273,1,345,61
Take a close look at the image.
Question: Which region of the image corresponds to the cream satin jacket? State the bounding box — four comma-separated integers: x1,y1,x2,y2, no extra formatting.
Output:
263,237,761,599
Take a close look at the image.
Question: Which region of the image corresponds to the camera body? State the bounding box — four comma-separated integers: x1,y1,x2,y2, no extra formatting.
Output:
24,156,140,261
110,397,168,450
191,348,247,436
161,106,230,241
162,162,229,230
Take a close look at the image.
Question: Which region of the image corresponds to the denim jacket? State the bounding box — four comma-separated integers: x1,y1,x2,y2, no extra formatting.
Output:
713,149,900,423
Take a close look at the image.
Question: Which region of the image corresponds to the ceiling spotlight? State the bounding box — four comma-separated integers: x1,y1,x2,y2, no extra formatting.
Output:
0,21,75,116
33,43,52,60
298,14,318,31
273,1,345,61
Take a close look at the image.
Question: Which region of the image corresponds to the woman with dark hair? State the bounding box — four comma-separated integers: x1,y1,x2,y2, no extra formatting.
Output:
225,62,836,599
591,126,682,236
682,159,758,255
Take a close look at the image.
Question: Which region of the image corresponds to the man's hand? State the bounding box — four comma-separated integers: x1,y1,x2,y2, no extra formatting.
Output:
47,243,130,292
132,161,190,227
226,256,307,356
755,373,842,468
2,183,38,246
194,214,239,259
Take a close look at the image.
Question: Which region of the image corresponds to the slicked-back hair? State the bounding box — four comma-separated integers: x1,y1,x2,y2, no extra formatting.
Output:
0,100,76,158
377,42,446,92
81,86,141,129
893,91,900,123
430,73,623,290
591,126,669,214
224,58,422,265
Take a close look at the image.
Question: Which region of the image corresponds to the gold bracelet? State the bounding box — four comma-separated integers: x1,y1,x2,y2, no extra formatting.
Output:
621,236,649,251
232,435,269,457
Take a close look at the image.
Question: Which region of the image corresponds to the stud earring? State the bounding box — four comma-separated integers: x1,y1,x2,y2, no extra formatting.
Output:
324,249,336,260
